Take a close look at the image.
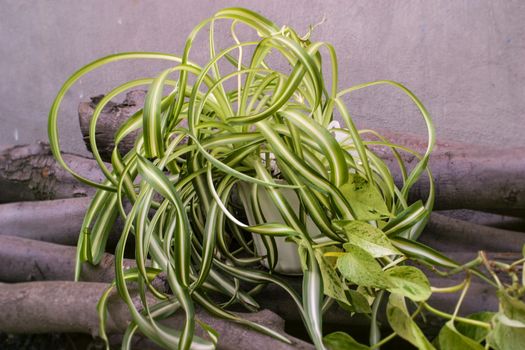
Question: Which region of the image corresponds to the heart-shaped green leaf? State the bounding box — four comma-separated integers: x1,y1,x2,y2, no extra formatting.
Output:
324,332,369,350
438,321,485,350
488,291,525,350
339,174,391,220
385,266,431,301
314,249,349,305
336,289,372,314
499,290,525,324
386,293,435,350
336,244,388,288
455,312,494,342
490,319,525,350
339,220,400,257
347,289,372,314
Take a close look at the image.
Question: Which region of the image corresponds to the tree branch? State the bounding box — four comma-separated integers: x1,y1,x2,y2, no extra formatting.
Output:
0,235,509,339
435,209,525,231
368,133,525,213
0,197,89,245
0,281,313,350
0,235,131,283
0,143,103,203
78,91,144,161
419,212,525,252
0,198,122,246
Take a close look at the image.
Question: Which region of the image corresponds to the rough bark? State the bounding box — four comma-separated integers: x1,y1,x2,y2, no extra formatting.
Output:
0,281,313,350
368,132,525,213
421,147,525,212
78,90,145,161
0,198,123,246
0,143,103,203
436,209,525,231
420,212,525,253
2,196,521,256
0,281,128,335
0,235,132,283
0,197,90,244
0,235,511,337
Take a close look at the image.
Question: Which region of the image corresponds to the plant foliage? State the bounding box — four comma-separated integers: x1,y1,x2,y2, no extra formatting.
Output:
48,7,515,350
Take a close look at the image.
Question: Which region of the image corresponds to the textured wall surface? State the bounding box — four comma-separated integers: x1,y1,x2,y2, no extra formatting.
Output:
1,0,524,154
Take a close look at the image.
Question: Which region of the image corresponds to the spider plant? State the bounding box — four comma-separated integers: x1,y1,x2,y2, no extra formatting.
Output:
47,7,491,350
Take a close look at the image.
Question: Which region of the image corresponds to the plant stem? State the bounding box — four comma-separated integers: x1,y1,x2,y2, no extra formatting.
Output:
452,274,470,319
431,279,468,293
422,303,491,329
370,332,396,349
369,290,384,347
480,251,503,289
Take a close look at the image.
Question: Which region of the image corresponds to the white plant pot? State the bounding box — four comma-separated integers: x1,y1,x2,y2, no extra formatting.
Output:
237,182,321,275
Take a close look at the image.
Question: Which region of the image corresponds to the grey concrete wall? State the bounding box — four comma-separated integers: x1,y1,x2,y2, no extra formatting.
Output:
1,0,524,154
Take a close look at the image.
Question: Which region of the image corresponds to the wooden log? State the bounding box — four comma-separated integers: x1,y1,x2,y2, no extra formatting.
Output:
78,90,145,161
0,281,313,350
0,235,133,283
368,132,525,213
0,235,510,340
0,198,122,246
419,212,525,252
0,143,104,203
0,198,89,244
435,209,525,231
1,197,521,256
0,281,128,335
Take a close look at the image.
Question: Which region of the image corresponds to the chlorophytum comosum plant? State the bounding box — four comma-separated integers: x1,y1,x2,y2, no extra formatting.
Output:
47,7,517,350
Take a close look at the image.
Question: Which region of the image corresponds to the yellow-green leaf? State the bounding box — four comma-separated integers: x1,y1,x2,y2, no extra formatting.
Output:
339,173,391,221
455,312,495,342
438,321,484,350
336,244,388,288
324,332,369,350
314,249,349,305
489,291,525,350
386,293,435,350
338,220,400,257
385,266,431,302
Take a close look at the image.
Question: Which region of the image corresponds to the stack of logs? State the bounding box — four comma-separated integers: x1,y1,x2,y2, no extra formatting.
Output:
0,90,523,349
